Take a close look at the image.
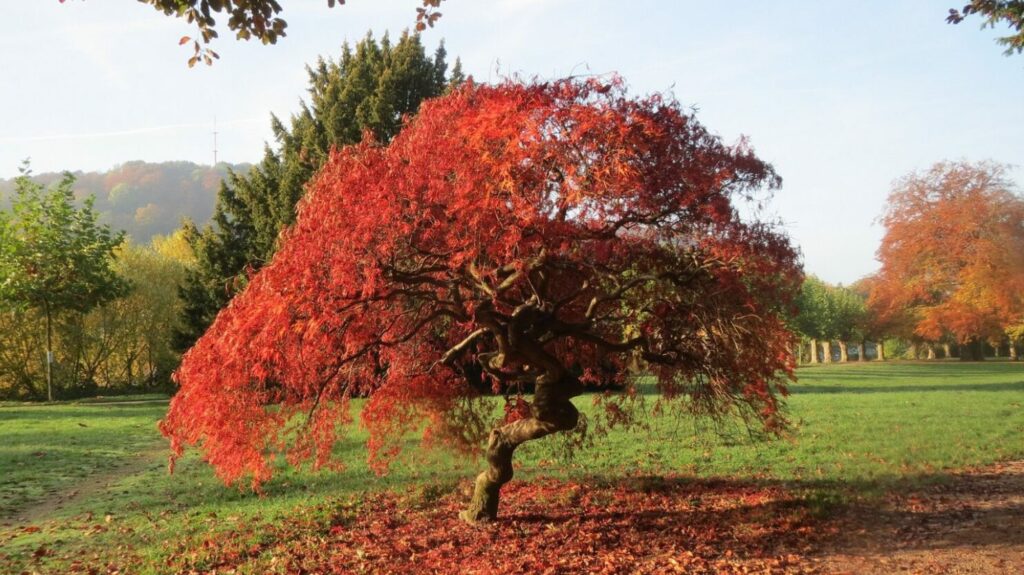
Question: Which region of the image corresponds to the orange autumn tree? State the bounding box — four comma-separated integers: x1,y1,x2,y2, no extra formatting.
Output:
870,161,1024,360
160,78,801,522
856,274,913,361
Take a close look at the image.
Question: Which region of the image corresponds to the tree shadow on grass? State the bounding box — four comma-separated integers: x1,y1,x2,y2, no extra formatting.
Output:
348,465,1024,574
564,462,1024,556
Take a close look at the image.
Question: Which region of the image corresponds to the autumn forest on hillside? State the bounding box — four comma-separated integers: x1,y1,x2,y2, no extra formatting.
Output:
1,2,1024,574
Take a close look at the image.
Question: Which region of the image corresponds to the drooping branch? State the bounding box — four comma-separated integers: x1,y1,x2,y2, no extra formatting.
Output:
162,78,800,520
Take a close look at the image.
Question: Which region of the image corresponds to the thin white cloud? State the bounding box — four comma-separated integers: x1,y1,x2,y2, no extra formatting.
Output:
0,118,264,144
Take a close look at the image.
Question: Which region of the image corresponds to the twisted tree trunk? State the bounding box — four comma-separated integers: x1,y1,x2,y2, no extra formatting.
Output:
838,341,848,363
461,300,584,523
808,339,819,364
460,386,579,523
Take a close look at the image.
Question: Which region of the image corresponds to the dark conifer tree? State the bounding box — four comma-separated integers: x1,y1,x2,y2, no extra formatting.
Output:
175,31,461,351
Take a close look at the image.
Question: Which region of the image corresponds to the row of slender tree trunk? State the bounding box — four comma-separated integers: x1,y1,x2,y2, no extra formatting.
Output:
801,339,1020,364
803,339,885,364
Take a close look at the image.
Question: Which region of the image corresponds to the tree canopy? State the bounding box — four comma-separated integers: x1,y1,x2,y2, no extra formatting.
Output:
793,277,866,362
175,32,460,350
161,77,801,522
948,1,1024,55
870,161,1024,359
793,277,831,342
66,0,446,65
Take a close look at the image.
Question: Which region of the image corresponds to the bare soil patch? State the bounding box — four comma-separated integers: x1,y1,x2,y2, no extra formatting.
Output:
814,460,1024,574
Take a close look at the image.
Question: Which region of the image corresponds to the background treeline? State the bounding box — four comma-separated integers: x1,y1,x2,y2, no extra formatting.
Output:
0,161,249,243
794,275,1020,363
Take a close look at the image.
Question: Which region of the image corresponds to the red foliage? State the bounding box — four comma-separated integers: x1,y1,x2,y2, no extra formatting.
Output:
870,161,1024,346
160,77,800,488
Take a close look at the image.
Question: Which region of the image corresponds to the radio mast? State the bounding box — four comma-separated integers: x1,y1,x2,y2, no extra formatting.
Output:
212,116,219,165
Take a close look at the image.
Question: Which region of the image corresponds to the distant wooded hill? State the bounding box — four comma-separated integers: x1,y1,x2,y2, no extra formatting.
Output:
0,161,249,242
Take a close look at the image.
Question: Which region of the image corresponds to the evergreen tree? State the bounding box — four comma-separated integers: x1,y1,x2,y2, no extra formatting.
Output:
175,31,460,350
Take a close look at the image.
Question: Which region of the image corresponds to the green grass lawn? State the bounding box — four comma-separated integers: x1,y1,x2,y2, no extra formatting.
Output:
1,361,1022,573
0,399,169,517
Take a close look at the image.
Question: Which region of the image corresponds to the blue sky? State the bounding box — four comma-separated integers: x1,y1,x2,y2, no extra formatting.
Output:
1,1,1021,284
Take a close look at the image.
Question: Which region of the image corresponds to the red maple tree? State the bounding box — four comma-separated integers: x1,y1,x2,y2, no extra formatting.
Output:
870,161,1024,359
160,78,801,522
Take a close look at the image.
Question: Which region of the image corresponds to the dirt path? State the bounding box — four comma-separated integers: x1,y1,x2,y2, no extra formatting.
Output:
3,443,167,526
814,460,1024,574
